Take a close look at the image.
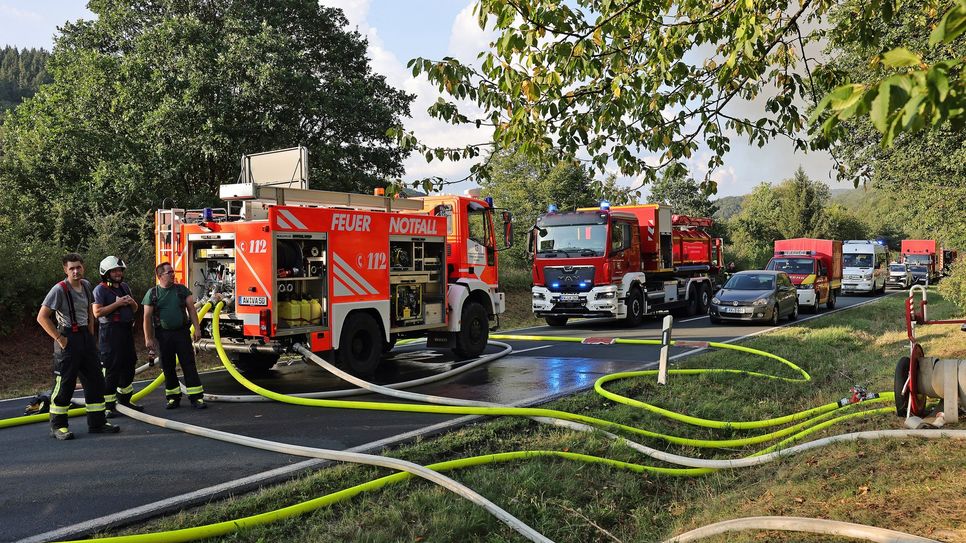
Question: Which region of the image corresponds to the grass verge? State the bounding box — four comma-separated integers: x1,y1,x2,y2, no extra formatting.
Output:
74,292,966,541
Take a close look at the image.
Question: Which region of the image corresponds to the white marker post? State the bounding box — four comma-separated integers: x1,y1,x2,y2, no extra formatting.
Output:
658,315,673,385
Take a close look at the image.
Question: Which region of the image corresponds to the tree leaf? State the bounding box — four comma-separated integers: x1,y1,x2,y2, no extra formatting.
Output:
881,47,921,68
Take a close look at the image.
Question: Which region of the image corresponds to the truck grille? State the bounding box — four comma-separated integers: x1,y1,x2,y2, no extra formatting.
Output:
543,266,595,293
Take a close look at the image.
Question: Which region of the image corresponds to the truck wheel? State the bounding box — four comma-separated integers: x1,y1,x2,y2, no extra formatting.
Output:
454,302,489,359
544,316,569,327
685,285,699,316
231,352,280,374
826,290,836,310
698,284,711,313
709,315,722,324
625,288,644,326
336,312,382,376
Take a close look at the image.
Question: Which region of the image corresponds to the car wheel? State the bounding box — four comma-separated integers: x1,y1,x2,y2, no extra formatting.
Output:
826,290,836,310
770,304,780,325
788,302,798,321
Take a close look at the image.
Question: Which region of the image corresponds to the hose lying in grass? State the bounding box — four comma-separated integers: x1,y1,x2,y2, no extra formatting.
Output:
49,302,959,542
661,516,941,543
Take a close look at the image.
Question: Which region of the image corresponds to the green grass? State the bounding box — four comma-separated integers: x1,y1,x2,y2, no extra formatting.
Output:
96,291,966,542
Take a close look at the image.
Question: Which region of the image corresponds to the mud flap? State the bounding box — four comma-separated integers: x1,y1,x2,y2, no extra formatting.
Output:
427,331,453,349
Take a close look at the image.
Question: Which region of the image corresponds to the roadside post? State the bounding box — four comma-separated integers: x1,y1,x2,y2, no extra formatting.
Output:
658,315,673,384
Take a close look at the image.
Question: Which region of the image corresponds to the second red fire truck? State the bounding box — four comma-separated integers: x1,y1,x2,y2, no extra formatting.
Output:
529,203,723,326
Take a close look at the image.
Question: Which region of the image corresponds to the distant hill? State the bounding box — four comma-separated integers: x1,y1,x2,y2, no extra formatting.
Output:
713,195,745,221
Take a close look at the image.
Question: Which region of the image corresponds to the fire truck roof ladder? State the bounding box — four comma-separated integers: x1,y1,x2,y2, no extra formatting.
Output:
219,183,424,212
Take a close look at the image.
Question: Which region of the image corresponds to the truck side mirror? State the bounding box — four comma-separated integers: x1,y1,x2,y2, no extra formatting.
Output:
525,227,535,261
501,210,513,250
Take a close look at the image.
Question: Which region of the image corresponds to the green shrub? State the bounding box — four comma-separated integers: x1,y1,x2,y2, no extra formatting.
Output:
938,257,966,314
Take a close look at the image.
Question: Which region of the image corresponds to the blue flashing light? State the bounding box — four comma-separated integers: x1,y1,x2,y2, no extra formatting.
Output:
484,196,494,208
202,207,214,222
548,204,559,213
600,200,611,210
551,282,560,289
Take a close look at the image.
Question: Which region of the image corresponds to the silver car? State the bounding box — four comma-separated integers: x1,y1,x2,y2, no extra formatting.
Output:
710,270,799,324
887,263,912,289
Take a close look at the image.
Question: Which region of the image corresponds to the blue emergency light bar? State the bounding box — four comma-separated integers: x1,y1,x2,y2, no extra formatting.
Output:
600,200,611,210
485,196,494,207
548,204,559,213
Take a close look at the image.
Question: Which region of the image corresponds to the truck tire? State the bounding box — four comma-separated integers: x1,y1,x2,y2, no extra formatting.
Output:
826,290,836,310
698,283,711,314
454,302,489,359
624,287,644,326
383,334,397,354
231,352,280,374
545,315,569,327
336,312,382,376
811,296,821,314
685,285,700,316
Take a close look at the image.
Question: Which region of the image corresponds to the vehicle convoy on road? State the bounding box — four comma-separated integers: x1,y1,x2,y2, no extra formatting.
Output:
901,239,941,284
155,148,511,375
529,203,723,327
709,270,798,324
841,240,888,295
887,262,913,290
765,238,843,312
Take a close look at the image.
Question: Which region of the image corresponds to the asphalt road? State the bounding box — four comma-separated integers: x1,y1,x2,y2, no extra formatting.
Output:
0,292,892,542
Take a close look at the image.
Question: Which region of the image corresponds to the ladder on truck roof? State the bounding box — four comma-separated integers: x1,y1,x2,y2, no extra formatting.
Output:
219,183,425,213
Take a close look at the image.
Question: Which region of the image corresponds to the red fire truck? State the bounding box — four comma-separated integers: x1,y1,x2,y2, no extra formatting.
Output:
765,239,843,312
901,240,941,284
154,154,511,375
529,203,723,326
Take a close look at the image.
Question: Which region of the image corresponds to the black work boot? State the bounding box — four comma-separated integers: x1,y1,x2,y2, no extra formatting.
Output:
105,401,117,419
191,398,207,410
118,394,144,413
89,422,121,434
165,396,181,410
51,427,74,441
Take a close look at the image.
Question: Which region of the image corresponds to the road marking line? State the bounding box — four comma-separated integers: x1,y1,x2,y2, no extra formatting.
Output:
680,315,710,323
511,345,553,354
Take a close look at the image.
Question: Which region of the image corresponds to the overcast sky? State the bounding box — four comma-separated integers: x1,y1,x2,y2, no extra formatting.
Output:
1,0,854,198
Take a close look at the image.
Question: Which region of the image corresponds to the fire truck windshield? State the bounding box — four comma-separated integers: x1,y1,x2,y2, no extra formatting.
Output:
535,224,607,256
905,254,931,265
766,258,814,274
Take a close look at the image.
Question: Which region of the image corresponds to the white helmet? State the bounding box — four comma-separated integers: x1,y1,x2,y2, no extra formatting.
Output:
99,255,127,276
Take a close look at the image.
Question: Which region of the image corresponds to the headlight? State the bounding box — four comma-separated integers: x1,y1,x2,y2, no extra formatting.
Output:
711,297,720,304
532,292,545,300
753,298,769,306
595,291,616,299
864,273,873,280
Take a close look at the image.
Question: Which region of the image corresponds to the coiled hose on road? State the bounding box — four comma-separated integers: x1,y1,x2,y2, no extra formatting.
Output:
3,301,958,542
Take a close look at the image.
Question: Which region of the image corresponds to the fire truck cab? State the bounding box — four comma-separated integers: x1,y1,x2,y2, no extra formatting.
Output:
154,148,511,375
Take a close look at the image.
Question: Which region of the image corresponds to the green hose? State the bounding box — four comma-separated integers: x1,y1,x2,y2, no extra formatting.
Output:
53,305,899,543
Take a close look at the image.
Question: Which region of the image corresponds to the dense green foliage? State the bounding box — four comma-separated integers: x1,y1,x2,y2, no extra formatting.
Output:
939,257,966,311
394,0,961,192
482,148,634,271
725,168,872,268
647,168,719,219
0,0,413,330
0,46,49,110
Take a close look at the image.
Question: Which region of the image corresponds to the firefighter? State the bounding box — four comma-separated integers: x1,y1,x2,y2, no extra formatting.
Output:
142,262,206,409
93,256,144,417
37,253,120,440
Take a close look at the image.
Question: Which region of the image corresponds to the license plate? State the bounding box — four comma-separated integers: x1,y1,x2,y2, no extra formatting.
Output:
560,294,579,302
724,307,744,313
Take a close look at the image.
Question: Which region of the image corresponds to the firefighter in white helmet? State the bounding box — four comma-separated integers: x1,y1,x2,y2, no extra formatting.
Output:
92,255,144,417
